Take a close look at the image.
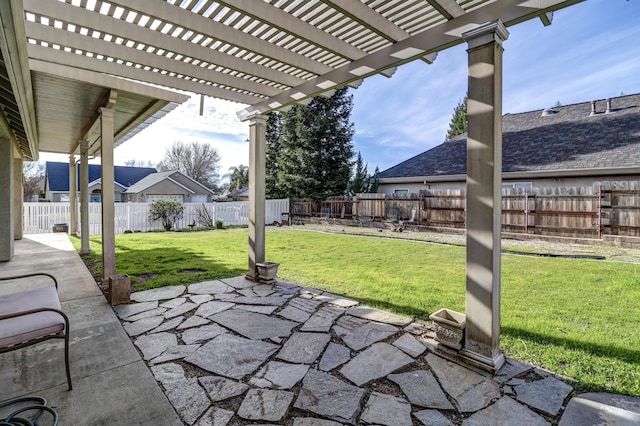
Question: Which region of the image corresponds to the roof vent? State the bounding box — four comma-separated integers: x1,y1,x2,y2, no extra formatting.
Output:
605,98,613,114
541,108,557,117
589,100,597,116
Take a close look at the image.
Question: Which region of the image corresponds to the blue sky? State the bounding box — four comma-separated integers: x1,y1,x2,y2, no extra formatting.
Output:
44,0,640,176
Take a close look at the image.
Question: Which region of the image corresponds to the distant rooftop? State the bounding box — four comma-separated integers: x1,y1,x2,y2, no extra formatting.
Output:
46,162,157,192
379,93,640,179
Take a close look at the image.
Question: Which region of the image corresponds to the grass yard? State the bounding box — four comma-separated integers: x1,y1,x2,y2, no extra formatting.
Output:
72,228,640,397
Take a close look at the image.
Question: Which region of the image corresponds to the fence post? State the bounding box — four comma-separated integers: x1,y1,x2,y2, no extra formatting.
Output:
524,190,529,234
597,185,602,239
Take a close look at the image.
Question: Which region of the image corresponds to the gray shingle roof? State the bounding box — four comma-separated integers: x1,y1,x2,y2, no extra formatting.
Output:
379,93,640,179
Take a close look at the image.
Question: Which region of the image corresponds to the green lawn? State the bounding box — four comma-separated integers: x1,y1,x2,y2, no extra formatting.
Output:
72,228,640,397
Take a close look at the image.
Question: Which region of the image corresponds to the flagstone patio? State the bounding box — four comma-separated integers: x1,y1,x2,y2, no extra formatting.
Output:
120,276,580,426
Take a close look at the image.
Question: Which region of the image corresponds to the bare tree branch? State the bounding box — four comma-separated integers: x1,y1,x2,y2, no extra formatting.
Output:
157,141,221,191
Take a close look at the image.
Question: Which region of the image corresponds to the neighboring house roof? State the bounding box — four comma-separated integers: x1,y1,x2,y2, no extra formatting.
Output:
227,186,249,198
87,178,127,191
124,170,193,194
46,162,157,191
379,93,640,179
123,170,215,195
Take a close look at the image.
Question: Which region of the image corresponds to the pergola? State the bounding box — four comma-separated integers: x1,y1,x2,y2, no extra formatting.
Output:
0,0,585,373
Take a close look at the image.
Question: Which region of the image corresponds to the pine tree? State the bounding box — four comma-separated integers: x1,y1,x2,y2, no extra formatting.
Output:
347,154,380,195
265,112,283,198
347,152,370,195
370,166,380,193
267,87,355,201
446,95,468,140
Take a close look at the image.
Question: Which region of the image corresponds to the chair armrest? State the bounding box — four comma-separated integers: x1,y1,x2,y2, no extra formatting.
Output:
0,273,58,290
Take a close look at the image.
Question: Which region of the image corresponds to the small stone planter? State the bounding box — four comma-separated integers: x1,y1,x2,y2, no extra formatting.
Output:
429,308,466,350
256,262,279,283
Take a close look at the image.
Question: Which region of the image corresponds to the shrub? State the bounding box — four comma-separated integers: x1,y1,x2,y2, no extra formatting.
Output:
148,200,184,231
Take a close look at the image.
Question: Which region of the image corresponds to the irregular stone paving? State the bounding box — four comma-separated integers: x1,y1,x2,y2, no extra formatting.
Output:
118,275,585,425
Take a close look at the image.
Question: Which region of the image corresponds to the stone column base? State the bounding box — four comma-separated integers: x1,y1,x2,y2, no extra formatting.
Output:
459,348,505,375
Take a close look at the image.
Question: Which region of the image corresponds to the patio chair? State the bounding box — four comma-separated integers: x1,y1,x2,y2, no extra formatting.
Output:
0,273,72,391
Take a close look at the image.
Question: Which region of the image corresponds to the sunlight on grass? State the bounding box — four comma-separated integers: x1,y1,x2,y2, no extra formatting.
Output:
71,228,640,397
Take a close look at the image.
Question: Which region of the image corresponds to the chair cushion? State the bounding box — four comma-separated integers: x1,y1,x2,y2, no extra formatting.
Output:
0,286,65,348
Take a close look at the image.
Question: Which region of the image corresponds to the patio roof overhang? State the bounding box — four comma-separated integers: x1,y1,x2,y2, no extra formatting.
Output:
0,0,584,162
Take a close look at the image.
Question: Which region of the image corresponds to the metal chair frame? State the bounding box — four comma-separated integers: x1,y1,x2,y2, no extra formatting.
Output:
0,273,72,391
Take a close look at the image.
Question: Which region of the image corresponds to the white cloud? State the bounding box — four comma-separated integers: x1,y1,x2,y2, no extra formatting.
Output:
114,95,250,173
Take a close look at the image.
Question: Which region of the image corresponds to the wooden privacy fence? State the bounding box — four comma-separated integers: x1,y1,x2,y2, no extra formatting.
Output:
289,187,640,238
23,199,289,235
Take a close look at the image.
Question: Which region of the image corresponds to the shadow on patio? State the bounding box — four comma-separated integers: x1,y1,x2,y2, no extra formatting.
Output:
0,234,180,425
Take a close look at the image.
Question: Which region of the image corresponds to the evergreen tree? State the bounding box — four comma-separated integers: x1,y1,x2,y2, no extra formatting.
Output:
347,153,380,195
347,152,370,195
265,112,283,198
370,166,380,193
446,95,468,140
267,87,355,201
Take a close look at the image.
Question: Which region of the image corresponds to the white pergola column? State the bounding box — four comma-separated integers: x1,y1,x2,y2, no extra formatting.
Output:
0,138,14,261
69,155,78,236
459,21,508,374
79,140,91,254
13,157,23,241
100,107,116,280
244,113,268,280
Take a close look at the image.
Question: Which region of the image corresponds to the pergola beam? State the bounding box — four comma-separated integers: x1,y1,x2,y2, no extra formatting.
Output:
321,0,410,42
98,0,332,76
242,0,585,115
23,0,306,89
28,45,262,106
425,0,465,20
219,0,366,60
26,23,281,98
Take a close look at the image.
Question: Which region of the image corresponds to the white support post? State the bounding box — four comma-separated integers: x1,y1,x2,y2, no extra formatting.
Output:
460,21,509,374
13,157,23,241
69,155,78,236
100,107,116,280
79,140,91,254
244,113,268,280
0,138,14,261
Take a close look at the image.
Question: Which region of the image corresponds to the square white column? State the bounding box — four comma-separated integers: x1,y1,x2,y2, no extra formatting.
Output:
244,113,268,280
79,140,91,254
0,138,14,261
69,156,78,236
460,21,509,374
13,157,23,241
100,107,116,279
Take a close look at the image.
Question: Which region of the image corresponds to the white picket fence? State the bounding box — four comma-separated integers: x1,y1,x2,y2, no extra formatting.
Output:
23,200,289,235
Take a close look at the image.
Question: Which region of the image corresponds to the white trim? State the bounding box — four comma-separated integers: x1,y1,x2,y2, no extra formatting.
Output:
380,167,640,185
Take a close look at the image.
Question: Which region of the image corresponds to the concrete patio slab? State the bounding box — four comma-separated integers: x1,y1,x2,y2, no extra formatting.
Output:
558,392,640,426
29,360,181,425
0,321,140,400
